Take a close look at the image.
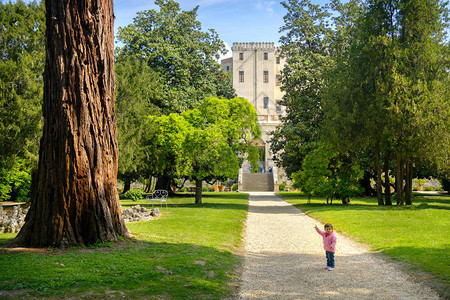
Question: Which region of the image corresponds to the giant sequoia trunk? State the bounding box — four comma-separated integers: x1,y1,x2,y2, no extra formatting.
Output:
14,0,129,247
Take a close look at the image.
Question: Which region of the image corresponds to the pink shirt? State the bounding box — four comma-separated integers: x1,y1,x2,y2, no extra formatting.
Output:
315,227,337,253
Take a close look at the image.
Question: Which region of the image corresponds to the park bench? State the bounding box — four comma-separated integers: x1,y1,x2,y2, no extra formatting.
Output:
145,190,168,208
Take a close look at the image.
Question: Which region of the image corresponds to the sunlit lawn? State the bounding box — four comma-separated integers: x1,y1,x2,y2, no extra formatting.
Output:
0,192,248,299
279,192,450,291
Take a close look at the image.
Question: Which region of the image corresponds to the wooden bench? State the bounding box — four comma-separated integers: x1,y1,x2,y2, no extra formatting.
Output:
145,190,168,208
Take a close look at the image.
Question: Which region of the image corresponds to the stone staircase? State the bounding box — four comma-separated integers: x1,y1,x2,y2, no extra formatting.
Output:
242,173,274,192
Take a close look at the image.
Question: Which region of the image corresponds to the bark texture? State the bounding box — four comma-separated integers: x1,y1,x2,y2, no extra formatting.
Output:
195,179,203,204
14,0,129,247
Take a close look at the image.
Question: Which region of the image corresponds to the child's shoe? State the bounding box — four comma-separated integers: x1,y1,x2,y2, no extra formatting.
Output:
328,267,335,271
324,266,329,269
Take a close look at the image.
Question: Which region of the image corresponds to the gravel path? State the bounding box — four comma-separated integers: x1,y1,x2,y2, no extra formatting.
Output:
237,192,441,299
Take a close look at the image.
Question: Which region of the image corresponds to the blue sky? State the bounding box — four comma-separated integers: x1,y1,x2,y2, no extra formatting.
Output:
113,0,309,58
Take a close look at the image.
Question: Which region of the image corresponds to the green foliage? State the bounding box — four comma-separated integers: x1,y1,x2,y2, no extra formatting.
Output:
292,143,363,203
123,189,144,202
271,0,333,177
115,57,161,185
0,0,45,201
440,177,450,192
278,183,286,191
116,0,234,114
144,97,260,189
0,159,31,202
414,178,427,186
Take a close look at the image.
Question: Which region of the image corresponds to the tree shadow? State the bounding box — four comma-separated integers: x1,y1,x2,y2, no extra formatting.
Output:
0,239,241,299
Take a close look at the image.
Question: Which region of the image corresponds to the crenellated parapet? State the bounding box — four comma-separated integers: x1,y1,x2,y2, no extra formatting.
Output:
232,42,276,51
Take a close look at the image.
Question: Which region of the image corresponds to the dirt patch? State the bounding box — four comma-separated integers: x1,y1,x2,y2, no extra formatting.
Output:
0,239,140,255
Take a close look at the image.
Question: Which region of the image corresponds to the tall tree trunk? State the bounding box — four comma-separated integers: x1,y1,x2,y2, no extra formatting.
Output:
396,153,404,205
360,171,376,196
14,0,129,247
405,160,413,205
384,152,392,205
155,175,172,191
144,176,153,193
375,149,384,205
122,181,131,194
195,179,203,204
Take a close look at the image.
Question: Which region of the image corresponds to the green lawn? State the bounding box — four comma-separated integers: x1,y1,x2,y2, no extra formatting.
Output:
0,193,248,299
279,192,450,291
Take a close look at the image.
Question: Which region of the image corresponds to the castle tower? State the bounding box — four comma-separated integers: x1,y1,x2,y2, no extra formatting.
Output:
222,42,285,173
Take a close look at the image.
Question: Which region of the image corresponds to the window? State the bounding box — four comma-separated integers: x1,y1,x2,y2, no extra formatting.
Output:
276,100,282,113
239,71,244,82
239,53,244,60
263,71,269,83
276,57,280,64
226,66,230,71
264,52,268,60
264,97,269,109
276,75,281,86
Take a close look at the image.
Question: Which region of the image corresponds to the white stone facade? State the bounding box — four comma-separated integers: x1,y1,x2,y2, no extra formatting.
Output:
222,42,286,172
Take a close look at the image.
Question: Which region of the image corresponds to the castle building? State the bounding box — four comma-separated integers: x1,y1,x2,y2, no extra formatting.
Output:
222,42,285,173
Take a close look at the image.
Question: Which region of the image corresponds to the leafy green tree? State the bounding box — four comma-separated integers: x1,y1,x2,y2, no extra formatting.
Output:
391,0,450,204
271,0,332,177
324,0,449,205
144,97,260,203
116,0,232,114
324,0,396,205
292,143,363,204
0,0,45,201
116,0,235,190
115,57,162,192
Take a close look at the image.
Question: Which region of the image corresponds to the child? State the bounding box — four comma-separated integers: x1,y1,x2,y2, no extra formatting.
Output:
314,223,337,271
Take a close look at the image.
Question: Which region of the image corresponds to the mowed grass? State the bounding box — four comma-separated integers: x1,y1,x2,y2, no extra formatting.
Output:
0,193,248,299
279,192,450,288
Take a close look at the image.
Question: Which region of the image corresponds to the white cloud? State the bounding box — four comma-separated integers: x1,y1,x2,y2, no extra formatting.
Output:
218,41,232,61
255,0,277,14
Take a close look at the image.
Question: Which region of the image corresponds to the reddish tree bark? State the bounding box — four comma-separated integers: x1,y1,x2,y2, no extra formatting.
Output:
14,0,129,247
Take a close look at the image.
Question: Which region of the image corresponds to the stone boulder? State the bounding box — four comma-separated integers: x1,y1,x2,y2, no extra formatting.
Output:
122,205,161,223
0,205,28,234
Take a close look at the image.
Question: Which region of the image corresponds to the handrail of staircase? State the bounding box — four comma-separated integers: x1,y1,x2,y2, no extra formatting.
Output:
238,168,243,192
273,166,279,192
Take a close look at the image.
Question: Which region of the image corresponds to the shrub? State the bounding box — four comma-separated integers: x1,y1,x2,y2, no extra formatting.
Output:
123,189,144,201
232,183,238,191
279,183,286,191
439,177,450,193
0,159,32,202
425,186,434,191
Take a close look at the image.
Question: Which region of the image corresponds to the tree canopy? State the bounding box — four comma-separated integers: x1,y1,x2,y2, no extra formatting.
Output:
276,0,450,204
116,0,234,114
144,97,260,203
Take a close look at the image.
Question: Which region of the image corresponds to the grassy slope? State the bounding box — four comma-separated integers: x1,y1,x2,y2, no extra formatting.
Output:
0,193,248,299
279,192,450,288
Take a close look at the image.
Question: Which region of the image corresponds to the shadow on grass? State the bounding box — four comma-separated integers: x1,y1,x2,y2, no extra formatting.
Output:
0,238,241,299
